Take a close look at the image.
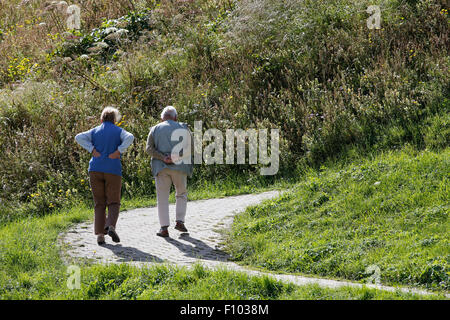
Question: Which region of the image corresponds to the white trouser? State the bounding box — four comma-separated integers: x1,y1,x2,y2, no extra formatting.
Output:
155,168,188,227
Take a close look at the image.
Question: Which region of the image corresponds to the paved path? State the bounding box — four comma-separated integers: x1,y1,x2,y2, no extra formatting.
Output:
60,191,448,298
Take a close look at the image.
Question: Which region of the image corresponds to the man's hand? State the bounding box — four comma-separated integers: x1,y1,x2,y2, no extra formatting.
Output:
163,155,173,164
108,150,121,159
92,148,101,158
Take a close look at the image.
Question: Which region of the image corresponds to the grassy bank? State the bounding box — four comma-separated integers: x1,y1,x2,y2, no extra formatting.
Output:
227,147,449,291
0,177,283,299
0,147,447,299
0,0,448,300
0,204,445,300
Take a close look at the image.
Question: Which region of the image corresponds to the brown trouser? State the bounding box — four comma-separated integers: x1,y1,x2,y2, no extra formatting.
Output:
89,171,122,235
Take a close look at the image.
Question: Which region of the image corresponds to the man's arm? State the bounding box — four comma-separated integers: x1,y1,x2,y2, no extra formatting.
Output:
146,128,166,161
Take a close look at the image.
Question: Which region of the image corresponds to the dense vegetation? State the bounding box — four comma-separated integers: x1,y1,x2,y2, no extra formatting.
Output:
0,0,448,223
0,199,444,299
0,0,448,299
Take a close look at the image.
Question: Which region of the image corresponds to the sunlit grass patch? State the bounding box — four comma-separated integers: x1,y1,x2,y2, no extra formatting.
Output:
227,147,450,291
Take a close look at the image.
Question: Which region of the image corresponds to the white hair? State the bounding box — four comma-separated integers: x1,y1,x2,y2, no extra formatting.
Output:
161,105,177,120
101,106,121,123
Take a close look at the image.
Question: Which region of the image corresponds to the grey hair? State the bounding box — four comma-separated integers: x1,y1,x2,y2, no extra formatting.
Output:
101,106,121,123
161,105,177,120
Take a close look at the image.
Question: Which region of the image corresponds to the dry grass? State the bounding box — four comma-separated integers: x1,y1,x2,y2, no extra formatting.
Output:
0,0,138,85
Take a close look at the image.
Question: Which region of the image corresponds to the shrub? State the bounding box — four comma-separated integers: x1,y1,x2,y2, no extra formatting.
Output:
0,0,448,220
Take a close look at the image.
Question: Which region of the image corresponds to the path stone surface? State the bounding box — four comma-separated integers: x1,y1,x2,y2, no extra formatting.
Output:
60,191,448,298
62,191,281,268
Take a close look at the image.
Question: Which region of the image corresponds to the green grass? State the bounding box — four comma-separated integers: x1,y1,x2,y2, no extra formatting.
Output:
0,177,285,300
1,165,445,300
0,0,448,300
56,264,448,300
227,147,449,291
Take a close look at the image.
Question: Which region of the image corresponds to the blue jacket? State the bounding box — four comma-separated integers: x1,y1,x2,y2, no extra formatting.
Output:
75,122,134,176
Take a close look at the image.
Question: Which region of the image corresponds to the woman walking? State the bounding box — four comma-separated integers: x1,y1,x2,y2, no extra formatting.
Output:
75,107,134,245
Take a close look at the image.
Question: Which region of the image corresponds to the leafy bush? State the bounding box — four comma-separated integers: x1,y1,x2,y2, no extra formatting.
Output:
0,0,448,222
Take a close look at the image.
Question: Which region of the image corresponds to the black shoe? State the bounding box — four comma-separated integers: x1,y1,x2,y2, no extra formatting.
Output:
157,228,169,237
175,221,188,232
97,235,105,245
107,226,120,243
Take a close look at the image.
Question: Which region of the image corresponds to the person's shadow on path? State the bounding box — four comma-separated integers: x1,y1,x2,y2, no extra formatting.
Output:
102,243,164,263
164,233,230,262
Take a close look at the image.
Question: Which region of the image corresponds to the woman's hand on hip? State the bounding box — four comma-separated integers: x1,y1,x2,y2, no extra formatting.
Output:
108,150,121,159
92,148,101,158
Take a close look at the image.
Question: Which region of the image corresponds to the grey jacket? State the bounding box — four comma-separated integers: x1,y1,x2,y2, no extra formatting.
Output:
146,120,193,177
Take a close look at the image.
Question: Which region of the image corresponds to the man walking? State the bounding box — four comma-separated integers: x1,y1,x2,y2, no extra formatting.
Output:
146,106,193,237
75,106,134,245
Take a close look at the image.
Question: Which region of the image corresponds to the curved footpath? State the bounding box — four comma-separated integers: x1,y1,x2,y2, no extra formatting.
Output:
60,191,448,298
